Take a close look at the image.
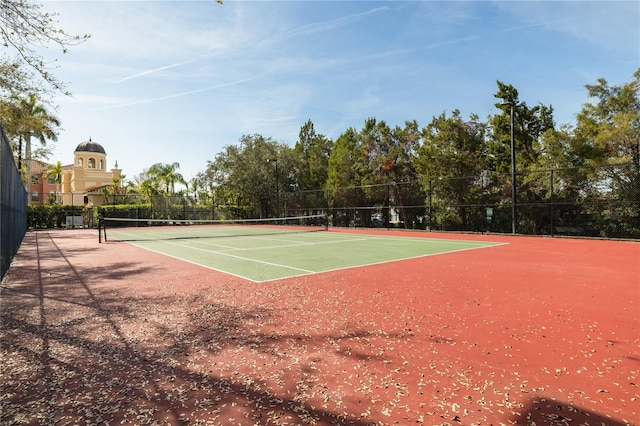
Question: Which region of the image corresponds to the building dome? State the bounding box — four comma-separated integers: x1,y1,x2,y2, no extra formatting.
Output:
75,138,106,154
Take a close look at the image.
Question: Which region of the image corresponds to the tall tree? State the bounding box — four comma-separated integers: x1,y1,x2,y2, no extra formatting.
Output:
1,0,90,96
574,68,640,169
487,82,555,233
354,118,392,226
294,119,333,191
45,160,63,204
292,120,333,212
138,178,160,204
148,162,185,195
383,121,422,227
203,135,288,218
359,117,391,185
325,127,362,213
488,81,554,174
572,68,640,236
7,94,60,195
535,125,592,211
416,110,487,230
359,119,422,227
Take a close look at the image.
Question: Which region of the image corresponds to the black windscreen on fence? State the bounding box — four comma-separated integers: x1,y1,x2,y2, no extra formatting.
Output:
0,123,27,282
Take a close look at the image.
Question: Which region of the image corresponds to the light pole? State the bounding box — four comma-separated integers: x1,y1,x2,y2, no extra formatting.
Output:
501,98,517,234
267,158,279,217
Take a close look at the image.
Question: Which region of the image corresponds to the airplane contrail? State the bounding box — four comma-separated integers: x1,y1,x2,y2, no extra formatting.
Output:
118,59,201,83
285,6,389,37
96,77,255,110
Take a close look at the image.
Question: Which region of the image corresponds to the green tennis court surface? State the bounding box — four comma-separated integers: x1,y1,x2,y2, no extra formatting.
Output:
105,226,502,282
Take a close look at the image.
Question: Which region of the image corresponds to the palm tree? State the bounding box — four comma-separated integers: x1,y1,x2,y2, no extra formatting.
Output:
188,178,201,204
148,162,185,195
17,94,60,195
138,179,159,204
45,161,63,204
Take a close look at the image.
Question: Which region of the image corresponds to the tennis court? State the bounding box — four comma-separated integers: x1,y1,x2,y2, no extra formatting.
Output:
1,228,638,425
101,218,503,282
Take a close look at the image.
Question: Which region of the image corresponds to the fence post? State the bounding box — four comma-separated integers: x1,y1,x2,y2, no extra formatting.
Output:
428,179,433,231
550,169,555,237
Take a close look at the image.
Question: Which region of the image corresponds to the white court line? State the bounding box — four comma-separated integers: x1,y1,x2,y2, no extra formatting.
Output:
194,236,369,252
110,228,507,282
114,244,260,282
256,242,509,283
155,239,316,274
111,231,367,275
110,228,367,253
109,229,240,250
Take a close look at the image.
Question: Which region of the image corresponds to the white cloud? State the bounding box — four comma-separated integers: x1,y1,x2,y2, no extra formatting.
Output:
493,1,639,56
35,1,640,182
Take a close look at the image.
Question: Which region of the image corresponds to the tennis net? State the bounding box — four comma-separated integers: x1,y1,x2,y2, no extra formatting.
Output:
99,214,328,243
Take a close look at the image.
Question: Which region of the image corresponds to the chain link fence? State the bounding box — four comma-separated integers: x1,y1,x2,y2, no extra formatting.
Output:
27,162,639,240
326,164,639,239
287,163,639,239
1,123,28,281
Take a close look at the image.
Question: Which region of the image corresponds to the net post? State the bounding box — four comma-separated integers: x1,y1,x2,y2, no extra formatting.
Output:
98,215,107,243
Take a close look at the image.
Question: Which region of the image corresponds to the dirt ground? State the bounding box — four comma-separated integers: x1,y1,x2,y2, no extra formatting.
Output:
1,229,638,425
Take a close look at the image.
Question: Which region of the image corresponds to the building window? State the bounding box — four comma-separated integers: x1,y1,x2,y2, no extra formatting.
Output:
99,159,104,169
31,175,39,184
88,158,95,168
78,158,83,167
31,192,39,202
48,177,55,185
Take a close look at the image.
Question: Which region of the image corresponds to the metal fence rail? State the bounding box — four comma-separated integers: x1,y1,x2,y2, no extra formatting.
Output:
0,123,28,281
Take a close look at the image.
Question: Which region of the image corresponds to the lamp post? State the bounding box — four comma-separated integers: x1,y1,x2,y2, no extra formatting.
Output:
501,98,517,234
267,158,279,217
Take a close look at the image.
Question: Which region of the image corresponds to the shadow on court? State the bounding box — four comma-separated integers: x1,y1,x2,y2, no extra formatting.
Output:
0,230,390,425
511,397,630,425
2,229,638,425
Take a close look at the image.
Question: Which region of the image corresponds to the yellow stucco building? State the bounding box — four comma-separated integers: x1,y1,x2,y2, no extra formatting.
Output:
59,139,122,207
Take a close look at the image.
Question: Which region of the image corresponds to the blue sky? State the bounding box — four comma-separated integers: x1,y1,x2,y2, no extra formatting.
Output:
42,0,639,182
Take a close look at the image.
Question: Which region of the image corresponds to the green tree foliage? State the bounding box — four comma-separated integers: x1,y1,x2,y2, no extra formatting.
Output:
355,118,391,221
571,69,640,235
0,60,32,98
45,160,63,204
385,121,423,226
138,178,160,203
2,93,59,160
575,69,640,168
1,0,90,97
147,162,185,195
294,120,333,192
203,135,290,218
2,93,60,196
325,127,362,208
535,125,592,213
125,69,640,237
416,110,487,230
486,82,555,233
488,81,555,174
